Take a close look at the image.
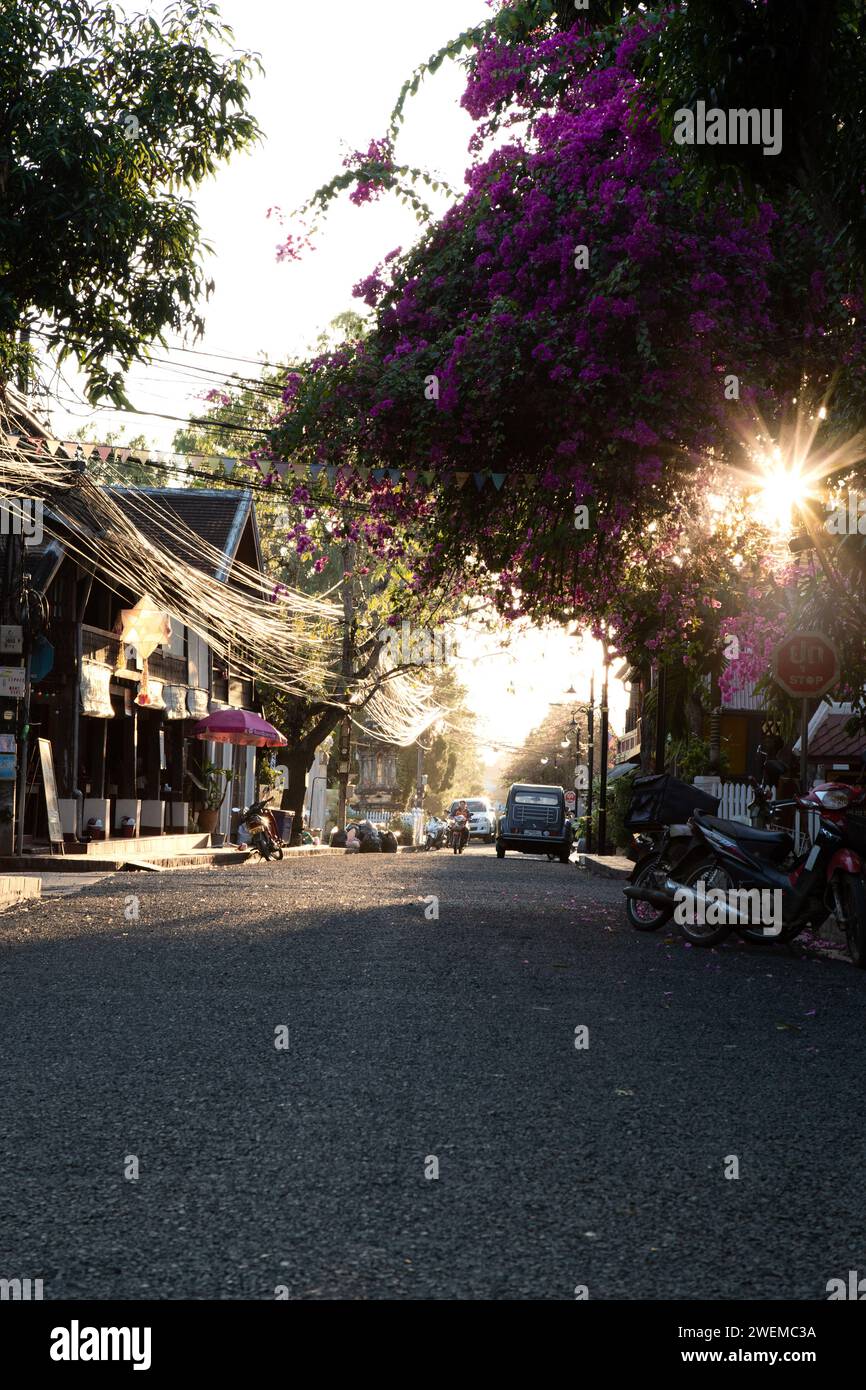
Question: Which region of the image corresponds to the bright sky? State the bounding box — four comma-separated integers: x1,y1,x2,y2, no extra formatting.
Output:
456,622,629,756
48,0,490,444
41,0,628,749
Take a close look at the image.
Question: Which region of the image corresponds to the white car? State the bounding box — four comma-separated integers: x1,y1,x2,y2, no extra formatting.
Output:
449,798,496,843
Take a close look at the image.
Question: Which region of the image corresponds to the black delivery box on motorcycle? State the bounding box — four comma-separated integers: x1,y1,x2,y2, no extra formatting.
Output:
624,774,720,831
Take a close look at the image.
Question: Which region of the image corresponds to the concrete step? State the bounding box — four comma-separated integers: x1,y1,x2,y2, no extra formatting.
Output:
72,831,211,858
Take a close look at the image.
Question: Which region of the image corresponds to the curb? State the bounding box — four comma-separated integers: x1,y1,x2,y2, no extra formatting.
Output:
575,853,632,881
0,874,42,911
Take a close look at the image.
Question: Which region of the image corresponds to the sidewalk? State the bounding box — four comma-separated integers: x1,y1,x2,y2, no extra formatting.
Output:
575,852,632,880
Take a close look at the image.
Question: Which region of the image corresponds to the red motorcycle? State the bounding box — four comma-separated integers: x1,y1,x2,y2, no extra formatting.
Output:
448,812,469,854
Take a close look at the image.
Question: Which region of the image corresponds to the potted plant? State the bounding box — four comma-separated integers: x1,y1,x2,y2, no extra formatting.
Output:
187,760,232,835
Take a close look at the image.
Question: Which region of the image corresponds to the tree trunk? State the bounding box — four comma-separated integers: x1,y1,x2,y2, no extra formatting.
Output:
283,744,312,845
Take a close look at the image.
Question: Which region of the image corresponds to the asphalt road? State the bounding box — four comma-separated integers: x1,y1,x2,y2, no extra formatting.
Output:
1,844,864,1301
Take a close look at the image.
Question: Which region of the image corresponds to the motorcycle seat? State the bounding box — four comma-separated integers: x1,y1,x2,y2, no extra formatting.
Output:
693,810,791,850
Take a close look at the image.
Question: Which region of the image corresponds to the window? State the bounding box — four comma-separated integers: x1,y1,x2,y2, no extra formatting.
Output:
514,792,559,806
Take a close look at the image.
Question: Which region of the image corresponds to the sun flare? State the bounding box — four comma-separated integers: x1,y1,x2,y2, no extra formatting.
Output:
751,455,810,534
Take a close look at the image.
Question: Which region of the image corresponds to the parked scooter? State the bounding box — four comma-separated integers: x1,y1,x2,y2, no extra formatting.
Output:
629,781,866,965
624,822,701,930
425,815,448,851
236,795,284,862
448,811,469,854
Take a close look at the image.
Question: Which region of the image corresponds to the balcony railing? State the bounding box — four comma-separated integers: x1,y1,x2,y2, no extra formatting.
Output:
617,722,641,761
82,625,187,685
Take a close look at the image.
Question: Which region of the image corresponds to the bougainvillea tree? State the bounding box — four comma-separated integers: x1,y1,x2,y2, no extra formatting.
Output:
274,13,862,650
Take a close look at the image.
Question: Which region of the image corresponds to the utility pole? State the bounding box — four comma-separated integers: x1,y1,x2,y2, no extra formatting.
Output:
597,644,610,856
415,741,424,807
585,672,595,853
336,542,356,829
13,570,34,857
654,662,667,773
415,740,426,846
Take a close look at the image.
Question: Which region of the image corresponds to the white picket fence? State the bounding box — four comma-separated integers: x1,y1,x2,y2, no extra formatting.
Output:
700,780,817,851
714,782,760,824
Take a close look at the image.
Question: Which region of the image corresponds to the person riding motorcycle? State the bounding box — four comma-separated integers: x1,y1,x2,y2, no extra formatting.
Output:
451,800,470,852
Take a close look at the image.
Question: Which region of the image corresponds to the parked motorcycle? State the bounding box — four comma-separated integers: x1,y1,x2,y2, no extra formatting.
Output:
624,822,701,931
448,812,469,854
236,795,284,862
629,781,866,965
425,816,448,851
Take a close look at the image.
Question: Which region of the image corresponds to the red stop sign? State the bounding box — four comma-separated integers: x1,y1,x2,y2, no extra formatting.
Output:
772,632,840,698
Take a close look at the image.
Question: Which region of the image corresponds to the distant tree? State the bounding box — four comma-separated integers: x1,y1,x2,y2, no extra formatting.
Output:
0,0,261,403
502,705,589,789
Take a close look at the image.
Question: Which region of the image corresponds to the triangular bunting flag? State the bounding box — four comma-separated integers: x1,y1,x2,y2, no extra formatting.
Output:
372,469,385,482
291,463,306,476
222,457,236,475
2,433,20,449
405,470,417,487
422,470,435,485
473,472,486,491
491,473,505,490
387,468,401,484
310,463,323,480
455,472,469,488
325,466,337,487
44,438,60,456
357,466,370,481
61,440,79,459
273,461,288,478
118,449,130,463
97,446,111,462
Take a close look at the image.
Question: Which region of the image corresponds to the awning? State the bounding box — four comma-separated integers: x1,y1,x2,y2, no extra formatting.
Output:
608,759,639,783
80,661,114,718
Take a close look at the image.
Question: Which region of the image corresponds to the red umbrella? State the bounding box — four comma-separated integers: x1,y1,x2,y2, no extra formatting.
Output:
192,709,287,748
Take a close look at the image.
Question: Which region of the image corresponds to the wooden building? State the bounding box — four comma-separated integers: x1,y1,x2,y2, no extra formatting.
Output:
11,485,265,846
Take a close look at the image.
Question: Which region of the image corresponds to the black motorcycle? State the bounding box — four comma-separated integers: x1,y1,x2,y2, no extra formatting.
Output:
624,822,701,930
630,781,866,964
236,796,283,862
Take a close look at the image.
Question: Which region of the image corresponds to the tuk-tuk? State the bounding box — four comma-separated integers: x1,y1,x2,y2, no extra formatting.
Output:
496,783,572,862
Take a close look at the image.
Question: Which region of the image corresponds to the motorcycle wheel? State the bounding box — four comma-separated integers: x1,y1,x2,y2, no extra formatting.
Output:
253,831,272,861
626,854,674,931
272,841,284,861
677,859,734,947
837,874,866,969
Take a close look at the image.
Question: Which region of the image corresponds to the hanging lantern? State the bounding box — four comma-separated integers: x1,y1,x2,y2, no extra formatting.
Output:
118,594,171,705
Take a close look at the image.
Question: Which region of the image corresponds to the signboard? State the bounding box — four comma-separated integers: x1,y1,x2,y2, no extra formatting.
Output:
0,753,16,781
575,764,590,790
0,733,14,753
565,789,576,810
38,738,64,846
0,665,25,699
0,625,23,655
772,632,840,699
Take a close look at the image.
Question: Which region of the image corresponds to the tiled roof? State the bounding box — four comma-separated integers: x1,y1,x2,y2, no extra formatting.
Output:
802,713,866,760
108,488,254,579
